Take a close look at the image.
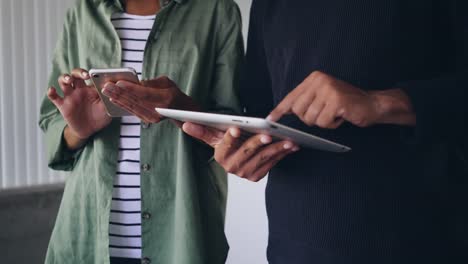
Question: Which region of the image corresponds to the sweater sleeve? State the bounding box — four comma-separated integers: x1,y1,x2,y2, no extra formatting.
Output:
239,0,273,118
397,0,468,143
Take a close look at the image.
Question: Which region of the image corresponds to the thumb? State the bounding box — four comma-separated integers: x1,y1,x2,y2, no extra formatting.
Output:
182,122,224,148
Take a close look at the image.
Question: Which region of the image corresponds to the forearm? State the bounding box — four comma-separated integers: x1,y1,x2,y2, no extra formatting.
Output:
370,89,416,126
63,125,88,151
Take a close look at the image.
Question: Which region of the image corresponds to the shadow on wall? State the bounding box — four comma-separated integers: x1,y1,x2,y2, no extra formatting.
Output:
0,184,63,264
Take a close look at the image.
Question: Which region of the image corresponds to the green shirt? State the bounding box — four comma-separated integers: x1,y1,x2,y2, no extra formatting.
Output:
38,0,244,263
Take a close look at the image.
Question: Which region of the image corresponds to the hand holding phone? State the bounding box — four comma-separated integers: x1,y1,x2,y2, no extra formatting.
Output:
89,67,140,117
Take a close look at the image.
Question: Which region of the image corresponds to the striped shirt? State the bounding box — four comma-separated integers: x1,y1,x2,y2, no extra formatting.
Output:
109,12,156,260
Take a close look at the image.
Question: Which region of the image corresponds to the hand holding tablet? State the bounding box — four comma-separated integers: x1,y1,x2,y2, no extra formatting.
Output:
155,108,351,152
155,108,351,182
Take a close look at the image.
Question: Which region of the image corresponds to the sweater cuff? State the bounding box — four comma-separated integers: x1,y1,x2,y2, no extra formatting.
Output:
397,79,446,144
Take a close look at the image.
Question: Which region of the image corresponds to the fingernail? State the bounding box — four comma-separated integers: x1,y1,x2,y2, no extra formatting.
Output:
266,115,273,121
82,71,89,78
283,142,293,149
103,84,115,92
260,135,271,144
229,128,240,138
102,88,110,96
64,76,70,82
116,81,126,88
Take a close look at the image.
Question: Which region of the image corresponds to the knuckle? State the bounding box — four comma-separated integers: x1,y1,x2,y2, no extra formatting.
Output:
214,153,224,165
353,116,367,127
166,93,175,104
315,118,327,128
242,146,253,155
325,123,335,129
225,165,236,174
324,80,335,91
236,171,246,178
311,71,322,79
249,176,261,182
328,89,339,101
356,119,368,127
304,117,315,126
330,123,340,129
259,154,270,162
291,104,303,115
334,95,344,107
143,91,152,100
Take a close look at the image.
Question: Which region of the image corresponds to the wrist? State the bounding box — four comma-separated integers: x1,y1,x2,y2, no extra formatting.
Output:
64,126,88,151
369,89,416,126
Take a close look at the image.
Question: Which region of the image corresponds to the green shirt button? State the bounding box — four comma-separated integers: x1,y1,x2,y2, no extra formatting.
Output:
141,164,151,172
141,257,151,264
141,122,150,129
142,212,152,220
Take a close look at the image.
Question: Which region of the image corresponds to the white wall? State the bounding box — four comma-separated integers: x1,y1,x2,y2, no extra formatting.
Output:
225,2,270,264
0,0,70,189
0,0,269,263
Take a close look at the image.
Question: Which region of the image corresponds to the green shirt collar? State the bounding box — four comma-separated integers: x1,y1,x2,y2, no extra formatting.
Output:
96,0,187,13
100,0,188,7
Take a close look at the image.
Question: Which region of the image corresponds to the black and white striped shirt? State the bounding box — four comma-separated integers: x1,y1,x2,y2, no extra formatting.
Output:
109,12,156,260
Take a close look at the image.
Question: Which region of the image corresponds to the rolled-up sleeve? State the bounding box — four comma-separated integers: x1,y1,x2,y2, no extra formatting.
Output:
38,12,83,171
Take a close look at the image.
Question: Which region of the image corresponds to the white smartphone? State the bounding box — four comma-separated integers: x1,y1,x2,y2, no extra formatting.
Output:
89,67,140,117
155,108,351,153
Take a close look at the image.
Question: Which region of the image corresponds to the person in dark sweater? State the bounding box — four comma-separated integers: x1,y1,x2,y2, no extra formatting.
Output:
183,0,468,263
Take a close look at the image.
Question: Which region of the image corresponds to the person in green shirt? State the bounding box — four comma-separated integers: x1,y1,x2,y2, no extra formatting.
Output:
39,0,243,263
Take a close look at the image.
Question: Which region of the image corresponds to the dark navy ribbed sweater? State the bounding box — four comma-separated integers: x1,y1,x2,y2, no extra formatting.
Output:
241,1,468,263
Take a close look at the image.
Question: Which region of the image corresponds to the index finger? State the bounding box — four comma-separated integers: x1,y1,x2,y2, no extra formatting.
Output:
267,85,304,122
267,96,294,122
182,122,225,147
70,68,90,88
115,80,157,99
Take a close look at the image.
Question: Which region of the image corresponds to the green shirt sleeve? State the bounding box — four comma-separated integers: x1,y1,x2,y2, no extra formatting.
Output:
38,11,83,171
208,0,244,115
188,0,245,162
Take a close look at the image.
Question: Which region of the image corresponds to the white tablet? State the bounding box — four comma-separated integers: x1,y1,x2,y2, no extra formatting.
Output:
155,108,351,153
